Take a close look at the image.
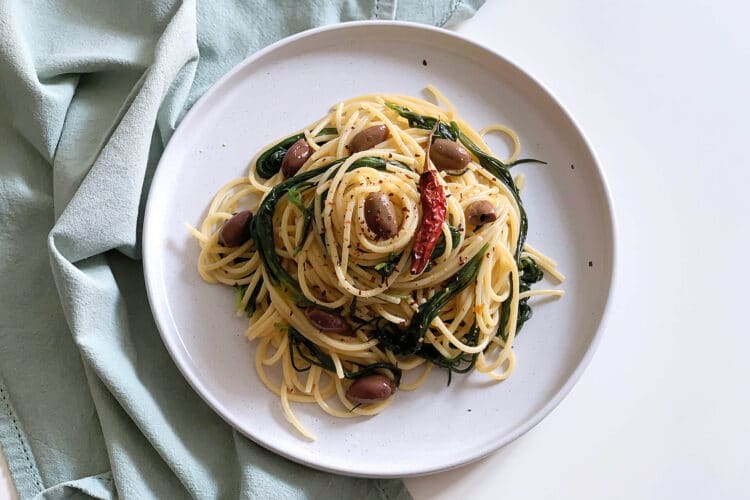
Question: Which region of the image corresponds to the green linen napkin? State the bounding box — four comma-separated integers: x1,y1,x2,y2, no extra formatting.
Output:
0,0,485,498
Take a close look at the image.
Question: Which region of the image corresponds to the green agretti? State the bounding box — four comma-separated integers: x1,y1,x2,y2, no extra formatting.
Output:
234,277,264,318
285,326,402,387
255,128,338,178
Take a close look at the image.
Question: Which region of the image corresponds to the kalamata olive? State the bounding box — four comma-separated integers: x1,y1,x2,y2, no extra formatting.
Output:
364,192,398,240
430,138,471,171
219,210,253,247
281,138,311,177
305,308,353,335
345,374,396,404
349,125,390,153
465,200,497,226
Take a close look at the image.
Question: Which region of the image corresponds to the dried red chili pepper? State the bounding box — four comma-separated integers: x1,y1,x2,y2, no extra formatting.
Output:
410,170,446,274
411,123,447,274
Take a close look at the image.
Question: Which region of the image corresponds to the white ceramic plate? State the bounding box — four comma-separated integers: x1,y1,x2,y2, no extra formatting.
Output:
143,21,616,478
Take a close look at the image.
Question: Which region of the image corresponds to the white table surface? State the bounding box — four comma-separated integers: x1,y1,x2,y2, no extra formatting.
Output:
2,1,748,498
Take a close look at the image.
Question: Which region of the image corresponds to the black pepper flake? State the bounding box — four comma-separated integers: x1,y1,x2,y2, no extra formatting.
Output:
588,260,593,267
571,164,575,170
422,59,427,66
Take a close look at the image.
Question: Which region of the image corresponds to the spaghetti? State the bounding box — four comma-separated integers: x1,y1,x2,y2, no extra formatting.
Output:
190,88,563,439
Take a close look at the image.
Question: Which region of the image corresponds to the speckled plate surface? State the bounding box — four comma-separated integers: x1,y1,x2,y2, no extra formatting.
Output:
143,21,616,477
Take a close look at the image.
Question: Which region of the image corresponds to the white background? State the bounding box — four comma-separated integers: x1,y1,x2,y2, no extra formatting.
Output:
407,0,750,498
2,1,748,498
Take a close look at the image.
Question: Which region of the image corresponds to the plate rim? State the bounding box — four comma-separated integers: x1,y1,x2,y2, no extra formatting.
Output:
143,20,618,478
